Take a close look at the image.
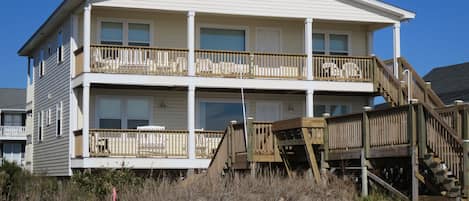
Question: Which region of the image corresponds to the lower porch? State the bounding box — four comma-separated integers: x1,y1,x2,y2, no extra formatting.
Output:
71,85,372,169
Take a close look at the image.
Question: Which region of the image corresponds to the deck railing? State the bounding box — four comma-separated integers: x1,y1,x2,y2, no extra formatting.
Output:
90,45,188,76
368,107,408,147
327,113,363,151
195,130,224,159
0,126,27,137
84,129,223,159
84,45,376,82
313,55,374,82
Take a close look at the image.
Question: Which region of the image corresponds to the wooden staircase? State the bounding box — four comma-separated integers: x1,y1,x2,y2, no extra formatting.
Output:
371,57,466,198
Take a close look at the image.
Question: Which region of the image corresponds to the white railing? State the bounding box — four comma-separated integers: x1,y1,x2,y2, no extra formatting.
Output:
0,126,27,137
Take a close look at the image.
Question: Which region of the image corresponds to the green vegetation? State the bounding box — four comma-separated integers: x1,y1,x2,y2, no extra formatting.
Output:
0,162,396,201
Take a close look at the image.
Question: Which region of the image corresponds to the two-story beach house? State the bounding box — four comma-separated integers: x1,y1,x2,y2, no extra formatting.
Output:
18,0,415,176
0,89,28,167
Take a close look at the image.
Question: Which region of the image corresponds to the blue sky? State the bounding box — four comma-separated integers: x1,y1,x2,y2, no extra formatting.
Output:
0,1,468,89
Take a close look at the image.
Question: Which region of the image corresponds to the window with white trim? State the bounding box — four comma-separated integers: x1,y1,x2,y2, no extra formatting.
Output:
47,108,52,126
39,49,45,77
199,101,244,130
97,97,151,129
100,21,150,47
314,104,350,117
57,31,64,63
56,102,63,136
312,33,349,56
38,111,43,142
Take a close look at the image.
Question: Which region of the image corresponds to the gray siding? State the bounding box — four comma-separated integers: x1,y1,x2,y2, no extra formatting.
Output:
32,17,71,176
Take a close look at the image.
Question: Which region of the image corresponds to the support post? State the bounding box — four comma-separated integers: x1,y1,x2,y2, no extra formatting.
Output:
393,22,401,78
424,82,431,104
367,31,374,56
187,85,196,160
361,149,368,198
83,1,91,73
362,106,371,158
305,18,313,80
323,113,330,161
187,11,196,76
408,103,418,201
82,83,90,157
306,89,314,118
463,108,469,198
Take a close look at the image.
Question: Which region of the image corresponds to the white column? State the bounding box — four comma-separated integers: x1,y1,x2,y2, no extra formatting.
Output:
82,83,90,158
71,14,79,77
70,88,78,158
306,89,314,117
187,85,196,159
187,11,196,76
393,22,401,78
83,2,91,73
305,18,313,80
367,31,374,56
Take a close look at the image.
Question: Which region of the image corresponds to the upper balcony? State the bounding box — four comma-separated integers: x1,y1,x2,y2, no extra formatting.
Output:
71,6,398,86
75,44,375,82
0,126,27,140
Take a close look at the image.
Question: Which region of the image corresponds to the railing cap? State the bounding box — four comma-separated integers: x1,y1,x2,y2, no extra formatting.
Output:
322,113,331,117
454,100,465,105
363,106,373,111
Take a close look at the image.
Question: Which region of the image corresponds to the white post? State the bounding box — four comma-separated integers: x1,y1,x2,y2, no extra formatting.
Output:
83,1,91,73
306,89,314,117
71,14,79,77
305,18,313,80
367,31,374,56
82,83,90,157
187,85,196,159
70,88,78,158
393,22,401,78
187,11,196,76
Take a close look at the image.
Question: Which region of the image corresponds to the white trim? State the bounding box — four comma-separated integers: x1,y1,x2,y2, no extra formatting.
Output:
97,17,154,46
313,102,353,117
73,73,375,93
71,158,211,169
94,95,154,129
312,29,353,56
255,27,283,53
351,0,415,20
196,23,250,51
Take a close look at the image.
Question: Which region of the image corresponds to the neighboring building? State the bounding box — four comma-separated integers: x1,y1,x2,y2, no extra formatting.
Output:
424,62,469,105
17,0,414,176
0,88,27,167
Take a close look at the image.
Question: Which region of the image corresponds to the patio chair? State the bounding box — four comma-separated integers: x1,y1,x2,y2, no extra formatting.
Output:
321,62,342,78
342,62,362,79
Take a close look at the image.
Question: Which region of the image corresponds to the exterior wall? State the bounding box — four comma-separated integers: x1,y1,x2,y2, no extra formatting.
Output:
91,9,370,56
93,0,400,23
31,18,72,176
89,88,370,129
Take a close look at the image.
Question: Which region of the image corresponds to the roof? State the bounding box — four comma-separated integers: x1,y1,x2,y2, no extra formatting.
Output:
423,62,469,105
18,0,415,56
0,88,26,110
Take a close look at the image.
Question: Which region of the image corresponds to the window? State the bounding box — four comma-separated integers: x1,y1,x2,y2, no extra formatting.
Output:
128,23,150,46
127,98,150,129
47,108,52,126
314,104,350,117
200,28,246,51
56,102,63,136
97,97,151,129
98,98,122,129
329,34,348,55
312,32,349,56
2,113,23,126
39,50,45,77
101,22,124,45
100,21,151,47
312,33,326,55
199,101,244,130
57,31,64,63
38,112,43,142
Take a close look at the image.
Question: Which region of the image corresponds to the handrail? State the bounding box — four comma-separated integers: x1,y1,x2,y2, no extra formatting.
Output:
91,44,189,52
398,58,445,108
